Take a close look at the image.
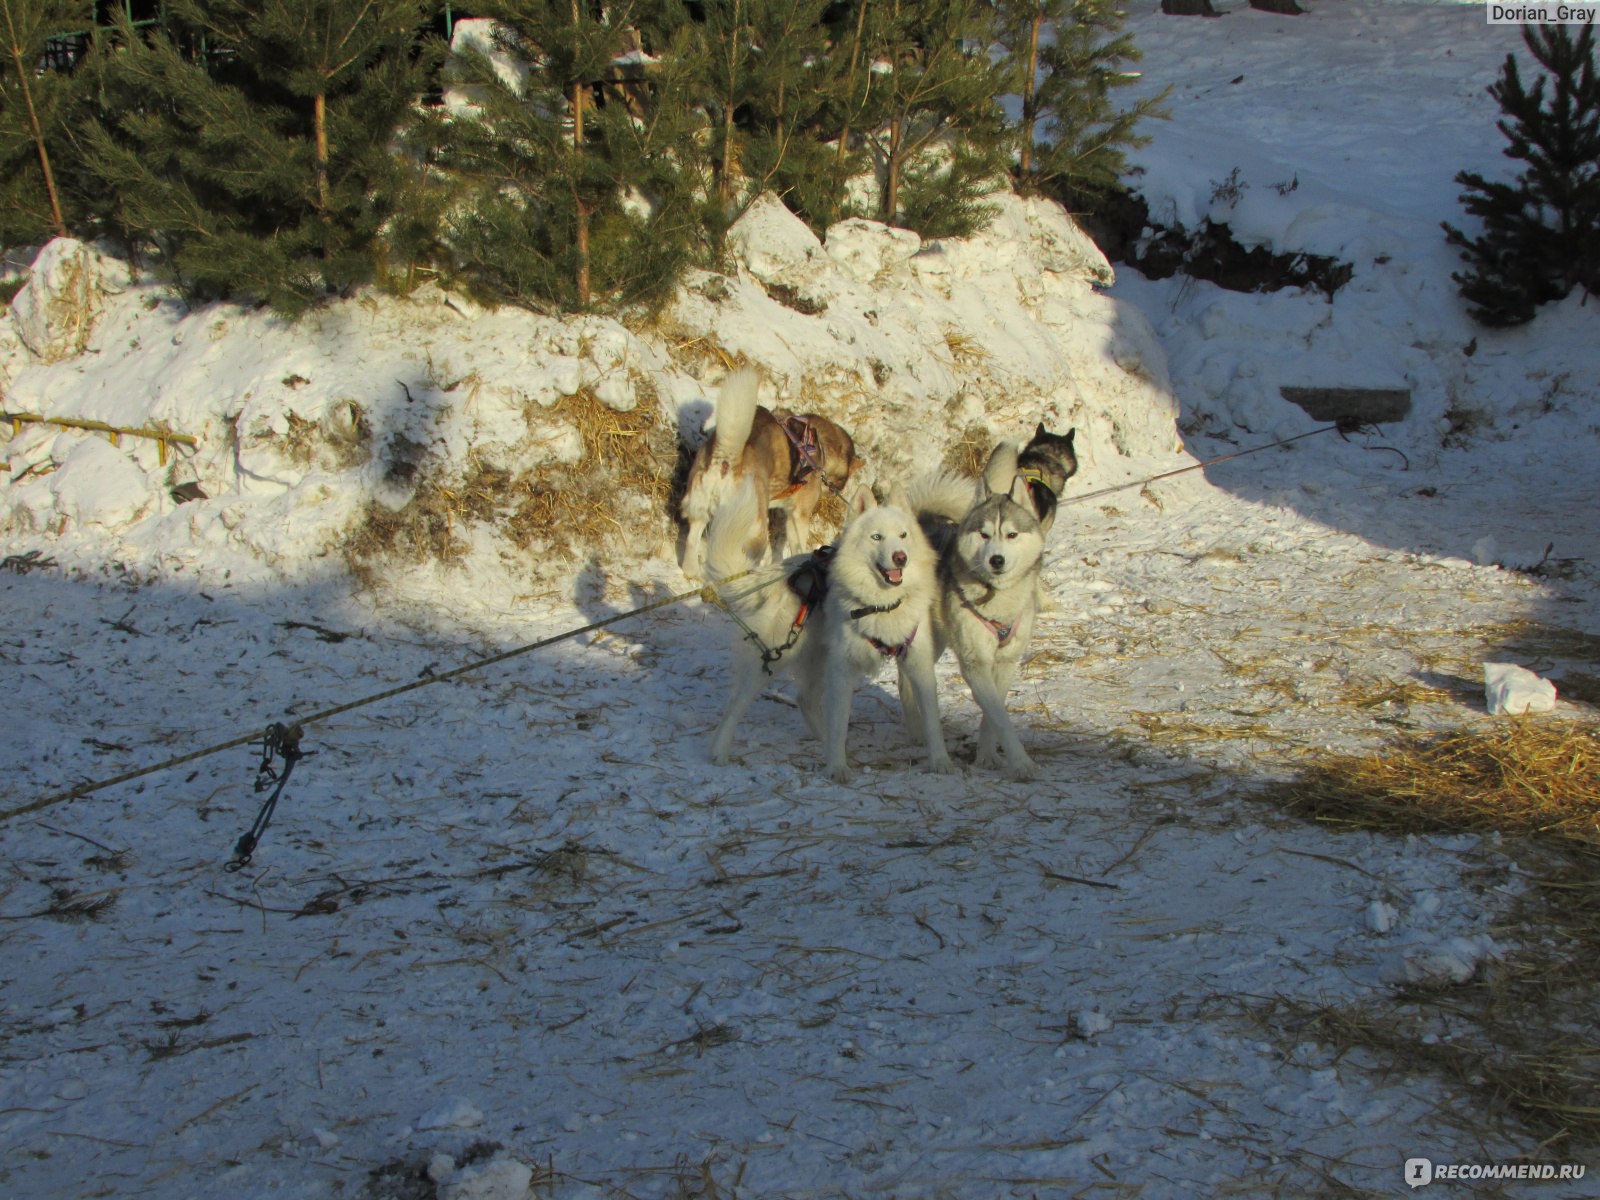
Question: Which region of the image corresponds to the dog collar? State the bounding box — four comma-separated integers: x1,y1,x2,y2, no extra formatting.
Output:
849,598,903,620
864,624,917,659
1020,469,1057,505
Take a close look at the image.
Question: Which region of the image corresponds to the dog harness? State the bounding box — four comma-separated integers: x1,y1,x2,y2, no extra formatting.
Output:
864,624,918,659
1018,466,1057,512
956,587,1017,646
745,546,834,674
967,611,1015,646
786,547,833,628
843,597,915,658
773,415,824,499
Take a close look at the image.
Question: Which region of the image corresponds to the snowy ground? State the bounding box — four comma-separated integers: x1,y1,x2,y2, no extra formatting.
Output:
3,2,1599,1198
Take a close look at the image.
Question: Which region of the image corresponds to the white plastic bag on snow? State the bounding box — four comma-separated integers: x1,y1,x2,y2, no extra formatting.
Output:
1483,662,1557,716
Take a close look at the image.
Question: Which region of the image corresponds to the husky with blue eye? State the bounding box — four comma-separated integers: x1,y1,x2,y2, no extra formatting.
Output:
909,455,1047,780
704,479,951,784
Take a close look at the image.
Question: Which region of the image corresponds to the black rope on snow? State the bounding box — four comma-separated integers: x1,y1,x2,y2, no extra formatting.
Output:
1,577,758,830
225,723,308,872
4,419,1411,851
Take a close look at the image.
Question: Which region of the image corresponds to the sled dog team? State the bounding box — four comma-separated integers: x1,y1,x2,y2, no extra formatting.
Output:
680,366,1078,783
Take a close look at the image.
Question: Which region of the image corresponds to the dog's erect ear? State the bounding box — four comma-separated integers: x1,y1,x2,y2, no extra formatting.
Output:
1065,427,1076,445
976,455,996,500
886,484,914,514
1008,474,1032,509
849,486,877,518
981,441,1018,497
1035,421,1048,440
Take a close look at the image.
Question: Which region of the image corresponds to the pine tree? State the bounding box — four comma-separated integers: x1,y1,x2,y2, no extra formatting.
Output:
867,0,1015,239
1443,24,1600,327
0,0,93,246
1005,0,1166,207
81,1,433,316
696,0,845,237
444,0,704,311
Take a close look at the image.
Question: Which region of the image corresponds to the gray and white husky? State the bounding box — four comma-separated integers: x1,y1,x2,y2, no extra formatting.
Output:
704,479,952,784
909,458,1047,780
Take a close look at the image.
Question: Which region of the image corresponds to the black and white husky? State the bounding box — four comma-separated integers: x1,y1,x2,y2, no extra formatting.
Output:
910,458,1047,780
984,423,1077,538
704,479,952,784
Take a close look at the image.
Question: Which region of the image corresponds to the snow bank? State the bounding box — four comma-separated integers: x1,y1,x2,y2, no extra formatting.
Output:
1114,1,1600,457
676,192,1179,484
0,194,1184,585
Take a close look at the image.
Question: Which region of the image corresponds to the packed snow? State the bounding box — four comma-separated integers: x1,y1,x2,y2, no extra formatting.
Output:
2,2,1597,1197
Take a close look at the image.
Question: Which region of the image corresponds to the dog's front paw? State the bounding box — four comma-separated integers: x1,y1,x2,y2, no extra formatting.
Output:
927,752,956,776
975,745,1004,772
1008,752,1039,781
824,761,853,785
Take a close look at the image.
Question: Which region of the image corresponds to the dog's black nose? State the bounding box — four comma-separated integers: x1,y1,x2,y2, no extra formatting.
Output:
892,550,907,567
989,554,1006,572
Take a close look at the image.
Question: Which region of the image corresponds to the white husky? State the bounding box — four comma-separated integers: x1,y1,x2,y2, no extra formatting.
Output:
908,456,1046,780
704,479,952,783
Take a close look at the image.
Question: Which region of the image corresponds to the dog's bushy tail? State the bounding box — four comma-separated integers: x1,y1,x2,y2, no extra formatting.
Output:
709,366,761,466
705,478,768,581
903,469,979,524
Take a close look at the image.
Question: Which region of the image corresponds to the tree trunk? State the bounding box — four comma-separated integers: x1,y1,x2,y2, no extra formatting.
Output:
882,112,903,225
314,91,330,210
1018,10,1041,185
715,0,742,207
569,0,590,306
835,0,869,170
2,8,68,238
571,81,591,307
719,97,737,206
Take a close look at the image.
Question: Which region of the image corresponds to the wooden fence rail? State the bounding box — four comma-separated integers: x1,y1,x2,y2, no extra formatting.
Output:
3,411,197,466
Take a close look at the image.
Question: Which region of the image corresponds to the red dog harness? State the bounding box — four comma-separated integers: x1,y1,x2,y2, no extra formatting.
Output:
773,415,824,499
864,624,918,659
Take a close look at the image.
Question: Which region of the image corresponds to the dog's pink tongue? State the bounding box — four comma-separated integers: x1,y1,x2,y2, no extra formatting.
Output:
883,567,903,585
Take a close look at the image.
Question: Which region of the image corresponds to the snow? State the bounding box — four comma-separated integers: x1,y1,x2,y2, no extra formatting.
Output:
2,2,1598,1197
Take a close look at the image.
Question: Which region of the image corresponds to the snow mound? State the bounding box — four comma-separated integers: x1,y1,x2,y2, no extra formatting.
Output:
676,191,1179,485
7,238,128,365
1,195,1183,586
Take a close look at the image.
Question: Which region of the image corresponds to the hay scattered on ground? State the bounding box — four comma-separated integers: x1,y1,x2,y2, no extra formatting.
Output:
502,383,677,558
943,328,990,367
1337,676,1458,711
346,382,679,573
942,422,991,478
1251,719,1600,1155
1239,984,1600,1153
1264,721,1600,848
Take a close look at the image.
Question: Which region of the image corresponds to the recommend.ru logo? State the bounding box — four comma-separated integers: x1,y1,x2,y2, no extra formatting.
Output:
1405,1156,1588,1186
